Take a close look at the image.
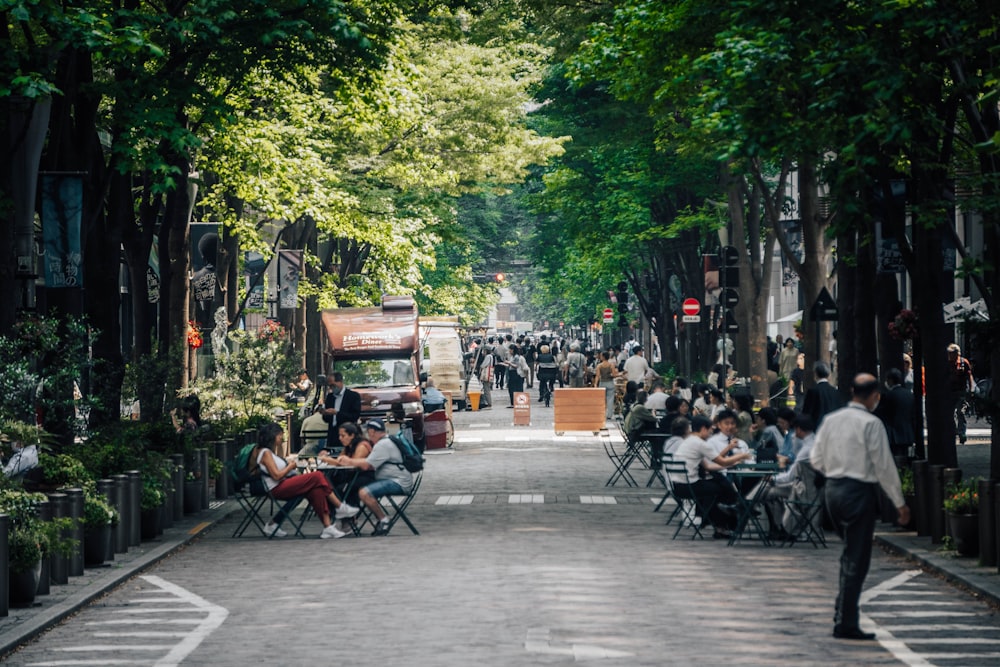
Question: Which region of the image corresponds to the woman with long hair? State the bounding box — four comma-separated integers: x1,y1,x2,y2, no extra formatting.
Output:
318,422,375,518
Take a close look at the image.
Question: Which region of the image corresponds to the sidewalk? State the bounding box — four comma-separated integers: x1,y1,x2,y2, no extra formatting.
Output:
0,500,236,657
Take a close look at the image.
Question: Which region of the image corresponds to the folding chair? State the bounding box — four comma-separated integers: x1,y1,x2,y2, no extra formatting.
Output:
781,464,827,548
227,461,306,539
653,453,676,512
602,431,638,487
661,460,717,540
356,471,423,536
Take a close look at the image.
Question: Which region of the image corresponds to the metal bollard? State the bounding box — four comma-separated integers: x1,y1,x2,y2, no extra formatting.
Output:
171,454,185,521
126,471,141,547
912,460,929,537
979,480,997,567
0,514,8,617
197,448,210,510
928,464,946,544
111,475,129,554
48,493,69,584
63,488,84,576
35,500,51,595
96,480,116,562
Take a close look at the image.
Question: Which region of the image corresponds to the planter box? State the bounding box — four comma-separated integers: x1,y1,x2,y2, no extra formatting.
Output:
947,511,978,556
83,525,112,566
553,388,607,435
183,481,202,514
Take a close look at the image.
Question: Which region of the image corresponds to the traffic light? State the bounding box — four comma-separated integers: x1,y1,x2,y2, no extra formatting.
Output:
494,272,505,282
616,281,629,314
721,245,740,308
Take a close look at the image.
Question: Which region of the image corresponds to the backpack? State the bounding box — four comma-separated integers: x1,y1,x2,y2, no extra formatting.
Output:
230,444,263,492
389,433,424,473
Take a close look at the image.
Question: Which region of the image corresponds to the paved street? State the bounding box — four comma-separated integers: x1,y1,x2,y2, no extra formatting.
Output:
4,400,1000,666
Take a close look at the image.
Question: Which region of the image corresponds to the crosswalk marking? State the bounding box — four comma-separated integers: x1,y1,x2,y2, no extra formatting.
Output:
436,495,474,505
579,495,617,504
509,494,544,504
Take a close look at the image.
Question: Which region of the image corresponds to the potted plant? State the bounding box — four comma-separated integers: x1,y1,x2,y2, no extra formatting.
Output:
899,467,915,529
183,471,203,515
140,477,166,540
82,490,118,566
0,489,48,606
943,478,979,557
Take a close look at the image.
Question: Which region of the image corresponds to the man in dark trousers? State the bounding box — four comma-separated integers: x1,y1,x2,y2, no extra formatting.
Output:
874,368,915,459
810,374,910,640
801,361,843,428
323,372,362,445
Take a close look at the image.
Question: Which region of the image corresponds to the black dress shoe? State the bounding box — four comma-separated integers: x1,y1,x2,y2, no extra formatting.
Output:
833,626,876,640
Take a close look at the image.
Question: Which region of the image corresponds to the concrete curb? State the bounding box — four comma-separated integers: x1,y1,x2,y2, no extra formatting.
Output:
0,503,237,658
876,531,1000,609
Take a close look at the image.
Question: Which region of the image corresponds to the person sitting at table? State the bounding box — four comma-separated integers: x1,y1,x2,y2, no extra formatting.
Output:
422,377,447,412
318,422,375,529
661,416,690,458
669,415,752,539
751,407,783,452
776,407,798,465
336,418,415,536
732,393,755,444
255,422,359,539
752,414,818,540
645,380,669,412
624,390,658,442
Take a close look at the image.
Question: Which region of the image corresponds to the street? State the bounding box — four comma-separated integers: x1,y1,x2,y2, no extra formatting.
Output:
5,402,1000,666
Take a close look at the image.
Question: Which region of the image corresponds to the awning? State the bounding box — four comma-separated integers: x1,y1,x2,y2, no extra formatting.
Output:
775,310,803,323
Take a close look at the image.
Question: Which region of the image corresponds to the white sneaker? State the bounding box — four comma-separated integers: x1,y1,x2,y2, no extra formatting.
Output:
263,522,287,538
319,524,347,539
335,503,360,520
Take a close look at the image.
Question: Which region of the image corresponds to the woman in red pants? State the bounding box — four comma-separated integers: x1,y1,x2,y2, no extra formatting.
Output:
255,422,359,539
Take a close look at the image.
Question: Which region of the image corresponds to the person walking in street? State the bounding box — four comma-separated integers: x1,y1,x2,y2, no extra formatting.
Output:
946,343,975,444
801,361,844,429
565,343,587,388
535,343,559,407
778,337,799,380
592,351,620,419
477,345,495,409
874,368,915,459
810,373,910,640
506,344,527,407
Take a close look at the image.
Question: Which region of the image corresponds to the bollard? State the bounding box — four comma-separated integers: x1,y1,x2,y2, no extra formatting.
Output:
197,448,210,510
928,464,946,544
48,493,69,584
979,480,997,567
35,500,51,595
0,514,8,617
215,441,229,500
63,488,85,576
912,460,930,537
111,475,129,554
126,471,141,547
171,454,185,521
943,467,963,491
96,480,116,562
162,472,174,530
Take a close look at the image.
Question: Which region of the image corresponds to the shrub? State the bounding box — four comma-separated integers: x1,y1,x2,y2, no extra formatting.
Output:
82,490,119,527
943,478,979,514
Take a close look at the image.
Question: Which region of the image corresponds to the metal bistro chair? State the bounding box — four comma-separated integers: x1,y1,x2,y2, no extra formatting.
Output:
602,429,638,487
227,463,305,539
356,470,423,536
661,459,716,540
781,464,828,548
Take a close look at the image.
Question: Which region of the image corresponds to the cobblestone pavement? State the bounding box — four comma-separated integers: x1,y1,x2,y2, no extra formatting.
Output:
4,399,1000,666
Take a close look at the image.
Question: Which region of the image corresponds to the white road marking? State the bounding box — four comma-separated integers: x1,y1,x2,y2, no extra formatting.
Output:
142,575,229,667
579,496,617,504
881,624,998,631
86,619,203,625
509,494,544,504
435,495,474,505
20,661,143,666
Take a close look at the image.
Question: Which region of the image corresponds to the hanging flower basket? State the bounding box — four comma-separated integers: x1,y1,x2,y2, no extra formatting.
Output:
889,309,919,341
187,320,203,349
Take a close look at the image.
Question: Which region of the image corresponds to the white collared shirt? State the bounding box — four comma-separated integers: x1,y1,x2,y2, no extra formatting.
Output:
810,401,904,507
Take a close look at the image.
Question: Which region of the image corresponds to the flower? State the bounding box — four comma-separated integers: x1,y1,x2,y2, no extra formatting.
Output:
889,309,919,341
258,319,286,343
943,478,979,514
187,320,203,349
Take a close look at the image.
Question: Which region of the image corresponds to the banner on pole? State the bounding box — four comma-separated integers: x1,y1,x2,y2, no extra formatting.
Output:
278,249,302,309
41,174,84,288
190,223,219,303
244,251,267,310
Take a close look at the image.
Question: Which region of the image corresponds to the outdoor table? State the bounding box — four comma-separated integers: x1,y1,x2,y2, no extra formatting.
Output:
725,463,780,546
295,460,362,532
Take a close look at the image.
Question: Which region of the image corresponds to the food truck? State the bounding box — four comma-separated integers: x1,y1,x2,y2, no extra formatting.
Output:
320,296,425,446
419,317,467,409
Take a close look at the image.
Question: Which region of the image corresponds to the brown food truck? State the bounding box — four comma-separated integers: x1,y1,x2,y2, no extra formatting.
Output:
320,295,425,447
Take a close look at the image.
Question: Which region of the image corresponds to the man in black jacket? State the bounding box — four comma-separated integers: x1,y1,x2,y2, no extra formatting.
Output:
323,372,362,445
875,368,915,458
801,361,844,429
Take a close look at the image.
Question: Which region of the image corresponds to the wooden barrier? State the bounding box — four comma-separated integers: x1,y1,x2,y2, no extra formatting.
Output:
553,388,607,435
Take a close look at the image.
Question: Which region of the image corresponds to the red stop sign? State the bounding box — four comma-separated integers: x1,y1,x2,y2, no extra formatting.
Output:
682,298,700,316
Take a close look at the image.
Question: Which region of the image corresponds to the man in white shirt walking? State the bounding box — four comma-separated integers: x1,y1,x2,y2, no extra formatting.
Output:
810,373,910,641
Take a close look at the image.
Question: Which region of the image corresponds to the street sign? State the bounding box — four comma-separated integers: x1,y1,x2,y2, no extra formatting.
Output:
682,298,700,316
721,287,740,309
810,287,839,321
682,315,701,323
602,308,613,323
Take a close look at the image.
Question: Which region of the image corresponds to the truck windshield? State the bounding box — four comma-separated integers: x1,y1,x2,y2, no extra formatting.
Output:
335,359,414,387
